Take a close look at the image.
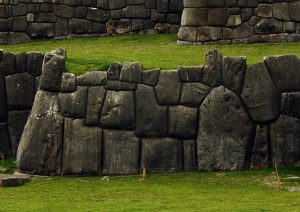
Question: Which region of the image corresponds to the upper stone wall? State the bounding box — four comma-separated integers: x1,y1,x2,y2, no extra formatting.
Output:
0,0,183,44
178,0,300,44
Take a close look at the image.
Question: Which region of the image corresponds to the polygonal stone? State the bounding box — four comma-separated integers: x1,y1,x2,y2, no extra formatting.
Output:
0,73,7,122
0,123,11,158
5,73,35,110
141,138,183,173
17,90,63,176
264,55,300,92
60,73,77,93
100,91,135,130
202,50,222,87
222,56,247,94
120,62,143,83
59,86,88,119
62,119,102,175
77,71,107,86
180,83,211,107
169,106,198,139
142,68,160,86
107,62,122,81
7,110,30,156
183,140,197,172
86,86,106,126
26,52,44,77
102,130,140,175
241,62,281,122
281,92,300,118
251,124,270,169
135,84,168,137
198,86,255,171
270,115,300,167
0,53,16,76
155,70,181,105
178,66,202,82
105,81,136,91
39,49,65,92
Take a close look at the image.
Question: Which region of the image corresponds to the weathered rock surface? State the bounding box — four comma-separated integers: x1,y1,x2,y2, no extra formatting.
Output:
77,71,107,86
155,70,181,105
135,84,168,137
102,130,140,175
180,82,211,107
198,86,255,171
270,115,300,167
281,92,300,118
241,62,281,123
202,50,222,87
60,73,76,93
169,105,198,139
0,123,12,158
141,138,183,173
120,62,143,83
62,119,102,175
85,86,106,126
183,140,197,171
0,73,7,122
16,90,63,175
251,125,270,169
100,91,135,130
0,174,31,187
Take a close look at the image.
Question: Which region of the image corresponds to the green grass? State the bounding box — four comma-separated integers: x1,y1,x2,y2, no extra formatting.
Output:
2,34,300,75
0,160,299,211
0,158,16,174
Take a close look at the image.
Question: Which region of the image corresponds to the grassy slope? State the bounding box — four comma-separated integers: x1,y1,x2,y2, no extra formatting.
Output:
0,161,299,211
2,34,300,75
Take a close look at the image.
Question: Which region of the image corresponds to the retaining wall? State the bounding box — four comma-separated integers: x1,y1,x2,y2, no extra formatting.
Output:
0,0,183,44
0,49,43,157
178,0,300,44
15,48,300,176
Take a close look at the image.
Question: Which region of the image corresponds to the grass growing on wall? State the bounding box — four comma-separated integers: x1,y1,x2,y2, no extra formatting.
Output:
3,34,300,75
0,165,299,211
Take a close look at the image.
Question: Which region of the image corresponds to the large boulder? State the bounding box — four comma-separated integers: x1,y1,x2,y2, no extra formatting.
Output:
281,92,300,118
202,50,222,87
16,90,64,175
141,138,183,173
102,130,140,175
270,115,300,167
100,91,135,130
77,71,107,86
197,86,255,171
62,119,102,175
135,84,168,137
241,62,281,122
180,83,211,107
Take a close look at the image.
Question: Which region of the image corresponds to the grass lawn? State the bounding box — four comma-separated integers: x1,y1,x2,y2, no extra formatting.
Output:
2,34,300,75
0,160,300,211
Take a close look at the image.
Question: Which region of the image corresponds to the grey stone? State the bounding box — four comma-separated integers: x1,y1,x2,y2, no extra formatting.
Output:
26,52,44,77
222,56,247,94
16,90,63,176
107,62,122,81
5,73,35,110
178,66,202,82
135,84,168,137
0,123,11,158
169,106,198,139
202,50,222,87
0,174,31,187
281,92,300,118
86,86,106,126
62,119,102,175
198,86,255,171
0,53,16,76
180,83,211,107
105,81,136,91
251,124,270,169
77,71,107,86
183,140,197,172
120,62,143,83
155,70,181,105
60,73,77,93
39,49,65,92
141,138,183,173
0,73,7,122
59,86,88,119
270,115,300,167
264,55,300,92
100,91,135,130
7,110,30,157
102,130,140,175
142,68,160,86
241,62,281,123
15,52,27,73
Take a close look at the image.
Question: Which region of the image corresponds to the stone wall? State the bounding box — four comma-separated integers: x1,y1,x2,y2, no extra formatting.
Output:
178,0,300,44
0,0,183,44
0,49,43,158
15,48,300,176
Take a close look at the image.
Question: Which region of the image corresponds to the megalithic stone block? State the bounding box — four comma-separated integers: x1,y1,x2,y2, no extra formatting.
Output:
198,86,255,171
0,123,12,158
16,90,63,176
